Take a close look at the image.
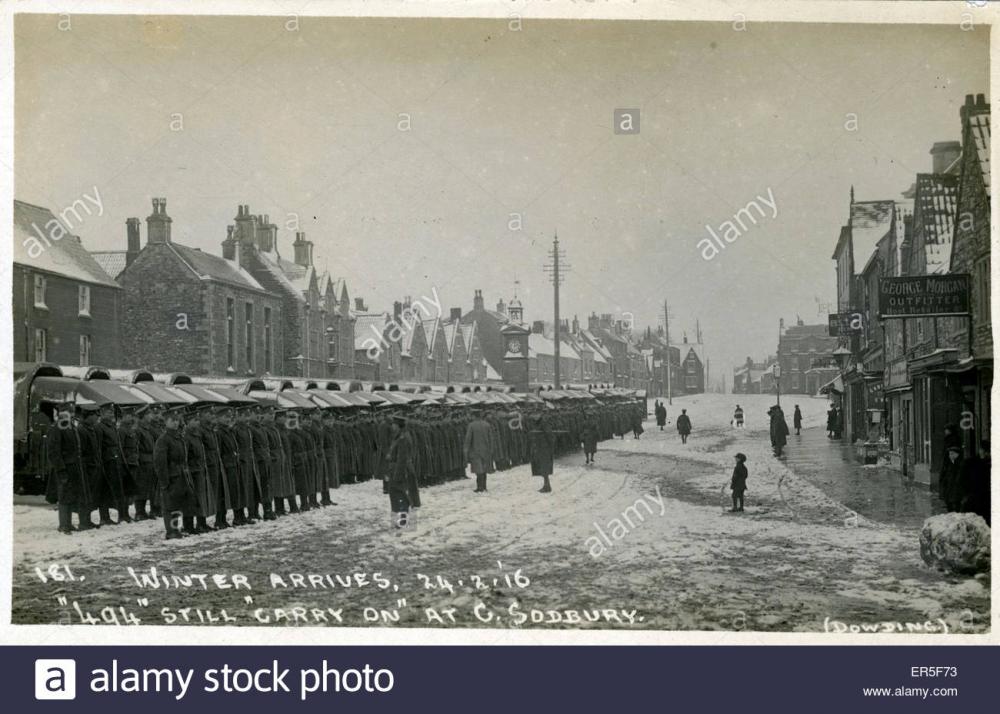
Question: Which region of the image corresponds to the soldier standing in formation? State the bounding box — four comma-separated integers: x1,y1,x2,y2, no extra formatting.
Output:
46,392,646,536
153,407,193,540
45,401,93,534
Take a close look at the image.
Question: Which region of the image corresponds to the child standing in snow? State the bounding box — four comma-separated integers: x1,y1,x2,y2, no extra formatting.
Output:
730,453,748,512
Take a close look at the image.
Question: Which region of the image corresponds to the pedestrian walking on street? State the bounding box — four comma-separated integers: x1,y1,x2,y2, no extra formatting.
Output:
655,401,667,430
769,405,789,457
676,409,692,444
730,453,748,512
464,408,494,493
733,404,744,429
793,405,802,436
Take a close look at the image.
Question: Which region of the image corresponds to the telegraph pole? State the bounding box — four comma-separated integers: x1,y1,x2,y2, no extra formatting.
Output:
662,298,673,405
543,233,570,389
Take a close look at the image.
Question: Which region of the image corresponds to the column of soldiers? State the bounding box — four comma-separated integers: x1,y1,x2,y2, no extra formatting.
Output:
45,395,646,539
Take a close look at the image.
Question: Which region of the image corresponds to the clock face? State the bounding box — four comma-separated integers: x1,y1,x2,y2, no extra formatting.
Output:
507,339,522,354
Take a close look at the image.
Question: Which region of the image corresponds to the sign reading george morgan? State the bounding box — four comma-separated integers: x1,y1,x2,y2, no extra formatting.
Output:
878,275,970,318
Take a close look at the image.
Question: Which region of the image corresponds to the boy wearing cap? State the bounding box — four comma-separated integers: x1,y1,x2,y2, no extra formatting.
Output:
730,453,748,512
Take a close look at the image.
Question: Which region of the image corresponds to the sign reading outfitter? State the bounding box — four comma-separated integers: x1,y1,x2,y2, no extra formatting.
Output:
878,275,970,318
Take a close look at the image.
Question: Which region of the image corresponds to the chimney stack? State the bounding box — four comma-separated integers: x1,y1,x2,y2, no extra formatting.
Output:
532,320,545,335
930,141,962,174
125,217,141,266
355,297,366,312
222,225,237,260
394,301,403,321
234,204,257,246
292,231,313,267
146,198,172,244
473,289,484,312
450,307,462,322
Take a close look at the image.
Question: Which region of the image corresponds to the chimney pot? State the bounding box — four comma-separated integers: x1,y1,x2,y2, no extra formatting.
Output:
976,93,986,106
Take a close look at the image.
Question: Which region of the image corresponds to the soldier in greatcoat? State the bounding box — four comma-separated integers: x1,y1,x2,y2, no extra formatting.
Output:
321,410,341,502
528,414,556,493
249,407,276,521
76,405,105,526
464,407,494,493
153,407,194,540
134,406,159,520
215,407,244,526
234,406,260,524
264,408,292,516
386,415,420,527
96,402,133,524
183,405,215,533
307,410,332,507
200,406,231,529
46,401,93,534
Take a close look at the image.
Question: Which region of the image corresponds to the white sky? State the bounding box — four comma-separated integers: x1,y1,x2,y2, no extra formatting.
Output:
13,15,989,385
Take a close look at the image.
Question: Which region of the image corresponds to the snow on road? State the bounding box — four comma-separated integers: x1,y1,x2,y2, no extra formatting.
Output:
11,394,990,632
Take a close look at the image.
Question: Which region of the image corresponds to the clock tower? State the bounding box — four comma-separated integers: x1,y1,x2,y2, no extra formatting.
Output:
500,322,530,392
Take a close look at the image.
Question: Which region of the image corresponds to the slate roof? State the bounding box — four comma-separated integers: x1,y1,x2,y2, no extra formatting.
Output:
672,343,705,363
91,250,128,280
459,322,477,357
255,250,305,298
442,322,459,358
969,112,991,198
354,312,389,351
422,318,441,352
170,243,265,291
913,174,959,274
849,200,895,275
13,200,121,288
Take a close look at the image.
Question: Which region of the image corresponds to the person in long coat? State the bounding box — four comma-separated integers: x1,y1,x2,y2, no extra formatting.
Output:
215,408,244,525
133,407,158,520
76,406,105,526
96,403,133,524
46,402,93,534
580,411,599,465
386,416,419,527
769,406,789,456
153,409,194,540
939,445,964,512
201,407,231,528
528,414,556,493
464,408,494,493
655,401,667,430
676,409,692,444
235,407,261,522
793,405,803,435
182,408,215,534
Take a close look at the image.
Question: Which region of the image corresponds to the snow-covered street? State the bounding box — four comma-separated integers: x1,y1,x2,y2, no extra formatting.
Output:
11,394,990,632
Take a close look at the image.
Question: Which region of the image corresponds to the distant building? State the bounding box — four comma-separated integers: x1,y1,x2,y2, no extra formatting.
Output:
13,199,123,367
117,199,286,376
777,319,838,395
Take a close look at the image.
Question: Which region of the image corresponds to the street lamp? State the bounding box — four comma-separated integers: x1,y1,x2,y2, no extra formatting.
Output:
832,345,852,370
773,362,781,407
